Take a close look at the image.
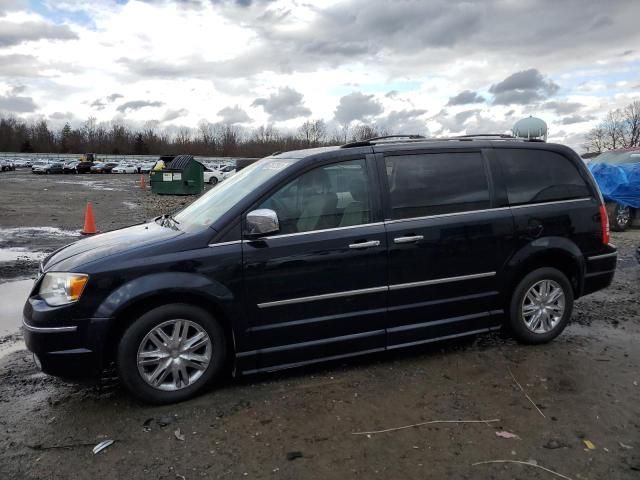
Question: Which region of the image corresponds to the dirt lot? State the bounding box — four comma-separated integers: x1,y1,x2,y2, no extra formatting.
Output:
0,169,639,480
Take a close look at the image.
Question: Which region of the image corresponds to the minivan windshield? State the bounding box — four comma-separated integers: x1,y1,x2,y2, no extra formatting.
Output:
173,158,296,230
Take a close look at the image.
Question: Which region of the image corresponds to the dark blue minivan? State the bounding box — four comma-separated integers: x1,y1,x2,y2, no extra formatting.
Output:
23,136,617,403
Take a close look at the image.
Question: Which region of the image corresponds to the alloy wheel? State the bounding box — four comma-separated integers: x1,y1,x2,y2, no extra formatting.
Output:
616,205,631,228
136,319,212,391
521,279,565,334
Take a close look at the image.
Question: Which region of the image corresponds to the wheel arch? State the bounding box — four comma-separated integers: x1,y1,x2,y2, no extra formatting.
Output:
503,237,586,300
105,291,237,368
95,272,243,367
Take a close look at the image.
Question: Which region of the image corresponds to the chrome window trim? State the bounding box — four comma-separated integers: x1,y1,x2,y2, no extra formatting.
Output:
257,285,388,309
509,197,592,209
208,240,243,248
253,221,386,241
22,318,78,333
257,271,496,308
385,207,510,224
384,197,593,224
388,271,496,290
587,252,617,261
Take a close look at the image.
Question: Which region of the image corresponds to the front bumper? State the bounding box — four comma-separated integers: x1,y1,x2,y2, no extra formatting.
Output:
23,297,112,380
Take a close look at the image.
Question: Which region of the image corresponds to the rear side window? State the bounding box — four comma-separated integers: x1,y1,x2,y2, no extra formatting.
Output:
385,152,490,219
497,149,590,205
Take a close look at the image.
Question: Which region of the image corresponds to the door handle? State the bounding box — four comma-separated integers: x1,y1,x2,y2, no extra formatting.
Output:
349,240,380,249
393,235,424,244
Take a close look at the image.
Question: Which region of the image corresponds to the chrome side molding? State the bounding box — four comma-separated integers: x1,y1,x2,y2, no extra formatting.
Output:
258,271,496,308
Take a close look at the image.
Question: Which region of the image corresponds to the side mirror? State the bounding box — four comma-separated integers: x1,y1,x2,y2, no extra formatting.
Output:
245,209,279,238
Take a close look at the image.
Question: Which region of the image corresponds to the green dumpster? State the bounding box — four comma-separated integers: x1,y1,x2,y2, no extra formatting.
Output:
150,155,204,195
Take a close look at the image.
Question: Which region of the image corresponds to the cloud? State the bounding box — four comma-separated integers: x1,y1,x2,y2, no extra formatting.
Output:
90,93,124,110
0,93,37,112
490,69,560,105
116,100,165,113
217,105,251,124
561,114,596,125
90,99,106,110
377,109,428,134
385,90,399,98
542,101,584,115
447,90,485,106
0,54,41,77
334,92,383,125
0,0,26,15
0,20,77,47
252,87,311,121
161,108,189,122
49,111,74,120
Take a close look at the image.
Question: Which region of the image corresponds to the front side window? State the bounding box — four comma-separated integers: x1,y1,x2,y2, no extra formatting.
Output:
497,149,590,205
173,158,297,230
257,159,372,234
385,152,490,219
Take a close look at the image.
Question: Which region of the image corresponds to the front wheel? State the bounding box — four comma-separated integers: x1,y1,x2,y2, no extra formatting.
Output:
209,177,218,186
508,268,573,344
117,304,227,404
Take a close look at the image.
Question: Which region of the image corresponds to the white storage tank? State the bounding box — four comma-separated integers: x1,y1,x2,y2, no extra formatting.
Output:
512,116,548,141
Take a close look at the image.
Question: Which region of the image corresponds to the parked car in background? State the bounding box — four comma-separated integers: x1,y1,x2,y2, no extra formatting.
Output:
112,164,138,174
219,164,236,179
13,159,31,168
63,161,79,174
91,162,119,173
139,162,155,173
588,148,640,231
32,161,63,174
203,166,224,185
23,135,617,404
1,160,16,171
76,161,94,174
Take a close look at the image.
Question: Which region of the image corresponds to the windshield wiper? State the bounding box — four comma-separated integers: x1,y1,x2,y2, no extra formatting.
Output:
158,214,180,229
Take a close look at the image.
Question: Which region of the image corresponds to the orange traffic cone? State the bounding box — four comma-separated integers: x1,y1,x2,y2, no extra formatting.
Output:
81,202,98,235
139,174,146,190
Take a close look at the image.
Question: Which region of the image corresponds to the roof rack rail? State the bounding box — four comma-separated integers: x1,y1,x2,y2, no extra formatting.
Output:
455,133,515,139
339,133,539,149
340,134,425,148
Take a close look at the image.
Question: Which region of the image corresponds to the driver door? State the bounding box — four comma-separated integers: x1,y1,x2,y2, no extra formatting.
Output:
241,156,388,372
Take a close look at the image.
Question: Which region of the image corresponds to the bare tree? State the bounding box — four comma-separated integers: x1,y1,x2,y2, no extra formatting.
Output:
623,100,640,147
585,126,606,153
602,109,626,150
297,119,327,146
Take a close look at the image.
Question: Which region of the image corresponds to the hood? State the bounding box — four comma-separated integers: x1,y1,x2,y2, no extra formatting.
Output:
43,221,183,272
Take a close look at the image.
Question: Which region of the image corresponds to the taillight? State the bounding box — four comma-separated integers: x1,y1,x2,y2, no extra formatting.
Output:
599,204,610,245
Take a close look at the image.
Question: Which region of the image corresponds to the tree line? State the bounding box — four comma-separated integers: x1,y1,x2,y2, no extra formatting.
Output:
585,100,640,153
0,116,388,157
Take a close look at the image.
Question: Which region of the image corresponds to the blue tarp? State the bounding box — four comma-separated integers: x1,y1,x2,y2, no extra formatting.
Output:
588,162,640,208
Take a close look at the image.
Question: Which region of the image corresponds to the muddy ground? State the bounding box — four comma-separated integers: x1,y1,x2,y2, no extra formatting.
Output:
0,169,639,480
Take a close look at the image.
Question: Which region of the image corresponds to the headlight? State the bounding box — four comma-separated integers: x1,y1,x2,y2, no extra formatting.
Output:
39,273,89,306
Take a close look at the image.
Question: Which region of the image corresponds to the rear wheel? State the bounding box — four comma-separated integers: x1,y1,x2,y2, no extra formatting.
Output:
606,202,632,231
508,268,573,344
117,304,227,404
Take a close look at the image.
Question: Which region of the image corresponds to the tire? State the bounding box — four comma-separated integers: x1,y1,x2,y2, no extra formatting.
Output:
606,202,632,232
507,267,573,345
117,304,227,404
209,177,218,186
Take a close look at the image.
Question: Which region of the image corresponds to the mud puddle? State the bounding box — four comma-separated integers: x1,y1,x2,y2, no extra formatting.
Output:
0,247,45,262
0,279,33,336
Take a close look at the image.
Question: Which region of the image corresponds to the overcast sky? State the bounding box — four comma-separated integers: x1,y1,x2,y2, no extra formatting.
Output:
1,0,640,149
